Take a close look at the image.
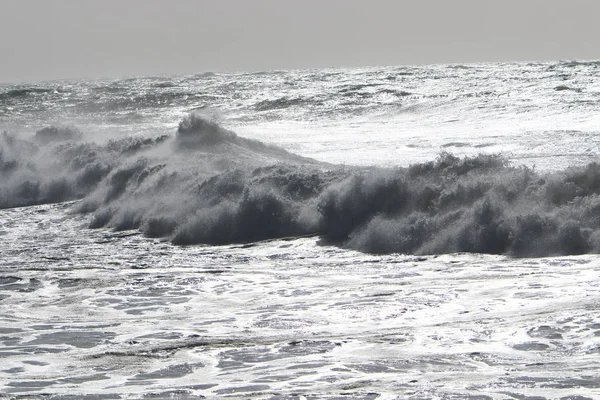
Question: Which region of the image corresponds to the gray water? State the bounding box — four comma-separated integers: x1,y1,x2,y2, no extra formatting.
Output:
1,61,600,399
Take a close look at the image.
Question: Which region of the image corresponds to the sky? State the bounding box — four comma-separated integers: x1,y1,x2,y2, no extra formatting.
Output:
1,0,599,83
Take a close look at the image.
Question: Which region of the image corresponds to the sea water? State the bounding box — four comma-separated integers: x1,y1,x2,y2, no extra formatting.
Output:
1,61,600,399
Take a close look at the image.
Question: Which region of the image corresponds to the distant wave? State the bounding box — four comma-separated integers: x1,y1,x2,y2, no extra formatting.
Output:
554,85,582,92
254,96,317,111
559,60,600,68
76,91,197,113
3,113,600,257
0,87,53,100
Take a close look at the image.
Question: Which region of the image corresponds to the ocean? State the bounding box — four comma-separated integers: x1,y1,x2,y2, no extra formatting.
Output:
1,61,600,399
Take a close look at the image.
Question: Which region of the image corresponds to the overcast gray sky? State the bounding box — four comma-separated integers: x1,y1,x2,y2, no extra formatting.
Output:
1,0,599,83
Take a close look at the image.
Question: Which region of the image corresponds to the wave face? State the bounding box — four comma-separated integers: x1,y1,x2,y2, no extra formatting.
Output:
321,155,600,257
4,113,600,257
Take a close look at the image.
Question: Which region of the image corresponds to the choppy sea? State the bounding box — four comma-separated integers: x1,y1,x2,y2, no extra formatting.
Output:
1,61,600,399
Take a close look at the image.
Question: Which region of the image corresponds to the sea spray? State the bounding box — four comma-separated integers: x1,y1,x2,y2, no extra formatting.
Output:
3,113,600,257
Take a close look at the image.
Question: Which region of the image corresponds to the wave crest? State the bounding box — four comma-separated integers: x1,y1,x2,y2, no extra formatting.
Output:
176,112,236,147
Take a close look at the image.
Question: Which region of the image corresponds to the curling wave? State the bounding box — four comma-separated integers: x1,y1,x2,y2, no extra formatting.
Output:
4,113,600,257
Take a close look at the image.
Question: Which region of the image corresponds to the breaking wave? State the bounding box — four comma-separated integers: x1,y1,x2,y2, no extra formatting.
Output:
3,113,600,257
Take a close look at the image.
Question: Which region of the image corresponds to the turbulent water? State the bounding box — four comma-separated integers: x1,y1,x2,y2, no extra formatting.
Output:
1,61,600,399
